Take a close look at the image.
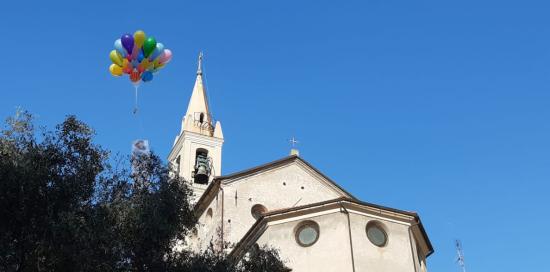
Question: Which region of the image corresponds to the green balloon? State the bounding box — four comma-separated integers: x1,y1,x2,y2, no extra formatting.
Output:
143,37,157,58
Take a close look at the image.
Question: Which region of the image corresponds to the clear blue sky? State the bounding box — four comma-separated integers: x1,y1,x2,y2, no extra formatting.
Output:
2,1,549,270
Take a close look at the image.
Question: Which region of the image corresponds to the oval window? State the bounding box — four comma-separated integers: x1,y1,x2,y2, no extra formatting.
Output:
366,221,387,247
295,221,320,247
251,204,268,220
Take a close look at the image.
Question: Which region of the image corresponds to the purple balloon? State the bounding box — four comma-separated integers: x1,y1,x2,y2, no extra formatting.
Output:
121,34,134,55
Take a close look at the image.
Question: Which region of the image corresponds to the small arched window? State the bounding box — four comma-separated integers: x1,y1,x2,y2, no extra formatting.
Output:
194,149,210,184
206,208,213,224
199,113,205,123
196,148,208,159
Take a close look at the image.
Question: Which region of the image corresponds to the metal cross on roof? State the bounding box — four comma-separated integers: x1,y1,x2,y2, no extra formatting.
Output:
289,136,299,148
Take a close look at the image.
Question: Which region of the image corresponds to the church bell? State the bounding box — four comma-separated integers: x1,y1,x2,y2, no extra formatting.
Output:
194,151,211,184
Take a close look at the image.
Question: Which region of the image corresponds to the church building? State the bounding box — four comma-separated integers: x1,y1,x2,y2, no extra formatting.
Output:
168,54,433,272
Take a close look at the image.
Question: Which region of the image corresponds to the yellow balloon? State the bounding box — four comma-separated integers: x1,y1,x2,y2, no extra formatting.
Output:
134,30,146,47
140,58,150,67
123,58,130,68
109,50,123,66
109,64,123,76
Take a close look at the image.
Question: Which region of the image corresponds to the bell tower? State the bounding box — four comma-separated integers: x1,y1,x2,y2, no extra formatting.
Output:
168,52,224,201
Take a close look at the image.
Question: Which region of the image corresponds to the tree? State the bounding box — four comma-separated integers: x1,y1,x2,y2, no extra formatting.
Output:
0,111,290,272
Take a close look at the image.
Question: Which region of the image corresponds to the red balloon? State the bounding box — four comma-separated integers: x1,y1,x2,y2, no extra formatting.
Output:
130,70,141,82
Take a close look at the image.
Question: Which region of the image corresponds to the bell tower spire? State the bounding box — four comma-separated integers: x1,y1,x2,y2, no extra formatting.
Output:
168,52,224,202
182,52,213,136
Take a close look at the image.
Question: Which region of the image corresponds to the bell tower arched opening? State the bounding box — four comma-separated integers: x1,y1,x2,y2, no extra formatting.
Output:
194,148,211,185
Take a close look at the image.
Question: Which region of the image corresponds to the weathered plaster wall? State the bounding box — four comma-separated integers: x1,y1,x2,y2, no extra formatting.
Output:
255,210,420,272
348,212,417,272
190,162,347,252
221,163,345,246
257,212,354,272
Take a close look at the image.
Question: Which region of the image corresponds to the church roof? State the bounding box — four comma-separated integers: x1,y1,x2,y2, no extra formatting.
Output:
229,197,434,262
194,155,357,217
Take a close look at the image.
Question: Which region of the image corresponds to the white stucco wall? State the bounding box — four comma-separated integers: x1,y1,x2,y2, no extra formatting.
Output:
254,209,420,272
190,161,349,252
348,212,417,272
221,163,346,247
189,193,223,251
257,212,354,272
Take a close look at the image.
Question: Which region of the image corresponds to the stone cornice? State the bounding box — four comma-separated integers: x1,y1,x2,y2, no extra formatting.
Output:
168,130,224,161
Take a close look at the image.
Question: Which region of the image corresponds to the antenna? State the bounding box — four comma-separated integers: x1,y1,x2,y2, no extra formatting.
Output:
455,240,466,272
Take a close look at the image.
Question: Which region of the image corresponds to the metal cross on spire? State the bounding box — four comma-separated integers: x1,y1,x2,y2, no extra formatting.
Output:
197,51,203,75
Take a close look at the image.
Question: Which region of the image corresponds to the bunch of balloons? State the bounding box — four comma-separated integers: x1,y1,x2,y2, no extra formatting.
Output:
109,30,172,84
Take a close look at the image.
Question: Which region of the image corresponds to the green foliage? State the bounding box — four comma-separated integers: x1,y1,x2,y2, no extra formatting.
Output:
237,246,291,272
0,112,290,272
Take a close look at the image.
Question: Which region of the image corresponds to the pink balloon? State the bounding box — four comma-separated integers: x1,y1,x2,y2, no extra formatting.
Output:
131,44,140,60
159,49,172,64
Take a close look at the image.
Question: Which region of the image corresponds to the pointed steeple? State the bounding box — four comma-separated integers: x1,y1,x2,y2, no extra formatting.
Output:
182,52,213,136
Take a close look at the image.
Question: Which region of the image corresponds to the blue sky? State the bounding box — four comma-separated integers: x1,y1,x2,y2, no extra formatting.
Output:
1,0,549,270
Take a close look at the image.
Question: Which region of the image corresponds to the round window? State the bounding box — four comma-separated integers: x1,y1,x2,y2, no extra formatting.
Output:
295,221,320,247
366,222,387,247
251,204,268,220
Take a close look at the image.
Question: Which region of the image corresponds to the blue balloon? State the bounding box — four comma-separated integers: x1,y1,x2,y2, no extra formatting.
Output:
131,59,139,68
114,39,127,57
148,43,164,61
137,50,144,62
142,71,153,82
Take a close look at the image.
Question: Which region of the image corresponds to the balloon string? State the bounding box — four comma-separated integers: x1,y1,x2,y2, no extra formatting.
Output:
133,85,139,114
